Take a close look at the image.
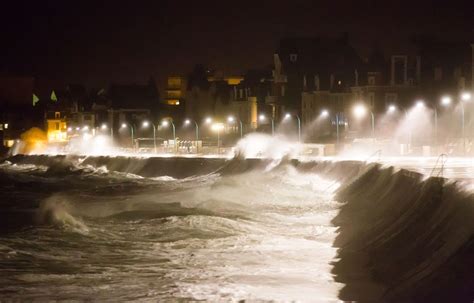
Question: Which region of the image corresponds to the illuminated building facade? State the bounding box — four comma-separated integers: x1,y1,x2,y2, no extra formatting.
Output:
45,111,68,142
164,76,187,106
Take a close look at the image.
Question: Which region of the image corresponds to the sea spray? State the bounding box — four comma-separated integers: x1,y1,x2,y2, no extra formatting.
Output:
36,195,89,234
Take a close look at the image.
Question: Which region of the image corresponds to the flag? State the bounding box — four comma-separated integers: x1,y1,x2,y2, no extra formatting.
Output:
51,90,58,102
33,94,39,106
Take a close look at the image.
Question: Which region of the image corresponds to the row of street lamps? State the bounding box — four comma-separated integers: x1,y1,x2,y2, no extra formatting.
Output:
320,92,472,149
66,92,471,152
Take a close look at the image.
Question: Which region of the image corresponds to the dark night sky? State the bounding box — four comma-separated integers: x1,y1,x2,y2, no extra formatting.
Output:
1,0,473,89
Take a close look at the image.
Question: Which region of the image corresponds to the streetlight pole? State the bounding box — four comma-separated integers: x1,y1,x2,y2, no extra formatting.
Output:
461,101,465,154
142,121,157,153
370,111,375,140
161,119,176,153
297,115,301,142
258,114,275,136
185,119,199,153
271,118,274,136
353,103,374,141
217,127,220,154
228,116,243,138
434,107,438,147
284,113,301,142
239,119,243,138
335,113,340,145
460,92,471,154
121,123,135,150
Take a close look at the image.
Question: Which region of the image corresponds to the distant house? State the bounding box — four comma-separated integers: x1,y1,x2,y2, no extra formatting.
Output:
268,34,365,125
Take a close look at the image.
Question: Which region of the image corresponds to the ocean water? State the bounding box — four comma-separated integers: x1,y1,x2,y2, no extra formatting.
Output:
0,156,344,301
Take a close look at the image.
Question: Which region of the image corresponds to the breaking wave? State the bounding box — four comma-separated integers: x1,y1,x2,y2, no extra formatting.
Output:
0,153,473,301
36,196,89,234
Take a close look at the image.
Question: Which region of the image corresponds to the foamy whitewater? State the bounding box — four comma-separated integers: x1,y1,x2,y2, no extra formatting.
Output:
1,139,473,301
0,154,344,301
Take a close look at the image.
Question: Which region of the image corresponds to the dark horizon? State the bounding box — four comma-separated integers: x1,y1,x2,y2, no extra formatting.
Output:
1,0,474,88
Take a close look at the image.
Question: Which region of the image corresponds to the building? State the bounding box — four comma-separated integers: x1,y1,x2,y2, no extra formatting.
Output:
45,110,68,143
185,65,261,136
268,34,365,124
163,76,186,106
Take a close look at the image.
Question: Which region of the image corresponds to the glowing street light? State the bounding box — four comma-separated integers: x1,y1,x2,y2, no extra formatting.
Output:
259,114,274,136
353,104,367,118
142,120,157,153
441,96,452,106
320,109,329,118
283,113,301,142
415,100,425,108
82,126,89,131
205,117,212,124
387,104,396,114
461,92,471,101
75,127,80,131
352,103,375,139
227,115,243,138
184,119,199,151
67,127,72,132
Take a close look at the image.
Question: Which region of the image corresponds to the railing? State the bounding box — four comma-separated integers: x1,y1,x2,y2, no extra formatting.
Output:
364,149,382,163
429,153,448,178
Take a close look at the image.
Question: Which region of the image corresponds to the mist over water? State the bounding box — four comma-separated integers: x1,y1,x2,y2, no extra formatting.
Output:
1,132,473,301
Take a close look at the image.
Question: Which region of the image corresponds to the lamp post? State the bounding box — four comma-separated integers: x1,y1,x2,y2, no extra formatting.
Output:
227,116,243,138
120,123,135,150
258,114,274,136
387,104,411,149
161,119,176,153
142,121,157,153
185,119,199,153
284,113,301,142
101,123,114,140
433,96,452,148
353,103,374,140
211,123,224,154
320,109,341,144
460,92,471,154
